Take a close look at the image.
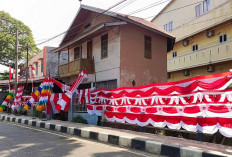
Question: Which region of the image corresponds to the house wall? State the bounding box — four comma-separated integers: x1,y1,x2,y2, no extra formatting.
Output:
28,50,44,78
22,46,64,79
45,47,59,77
68,27,121,87
120,24,167,87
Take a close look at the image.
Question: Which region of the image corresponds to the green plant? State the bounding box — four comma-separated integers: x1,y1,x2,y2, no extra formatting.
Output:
33,108,42,117
72,115,87,124
12,109,18,115
158,130,166,136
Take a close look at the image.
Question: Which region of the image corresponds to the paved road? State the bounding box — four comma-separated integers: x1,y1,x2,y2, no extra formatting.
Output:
0,122,162,157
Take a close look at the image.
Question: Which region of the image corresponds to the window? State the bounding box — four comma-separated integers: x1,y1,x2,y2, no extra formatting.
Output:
36,63,38,75
87,40,92,59
144,35,152,59
203,0,210,13
164,21,173,32
219,34,227,43
192,44,198,51
74,46,82,60
41,60,43,73
195,3,202,17
101,34,108,58
172,51,177,58
196,0,210,17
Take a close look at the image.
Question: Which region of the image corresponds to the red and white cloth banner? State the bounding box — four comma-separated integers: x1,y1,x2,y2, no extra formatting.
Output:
50,78,70,92
55,70,88,112
50,93,61,114
12,85,24,110
77,89,90,104
88,71,232,137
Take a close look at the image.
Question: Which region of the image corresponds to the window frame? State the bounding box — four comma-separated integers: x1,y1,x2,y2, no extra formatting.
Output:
74,45,82,60
219,34,227,43
41,60,43,73
144,35,152,59
192,44,198,51
203,0,210,13
195,3,202,17
35,63,38,75
172,51,177,58
101,34,108,59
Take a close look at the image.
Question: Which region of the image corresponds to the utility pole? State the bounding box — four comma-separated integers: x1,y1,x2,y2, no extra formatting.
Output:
26,45,29,86
14,28,18,94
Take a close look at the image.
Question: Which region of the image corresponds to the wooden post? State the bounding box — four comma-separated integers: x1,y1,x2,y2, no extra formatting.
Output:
14,28,18,94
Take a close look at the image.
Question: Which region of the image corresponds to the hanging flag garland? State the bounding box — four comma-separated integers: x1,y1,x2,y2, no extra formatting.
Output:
36,78,53,113
87,71,232,138
0,92,14,112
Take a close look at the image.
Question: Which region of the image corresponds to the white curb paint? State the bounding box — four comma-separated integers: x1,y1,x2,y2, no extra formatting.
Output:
81,129,90,138
98,132,109,143
146,140,162,154
119,136,133,147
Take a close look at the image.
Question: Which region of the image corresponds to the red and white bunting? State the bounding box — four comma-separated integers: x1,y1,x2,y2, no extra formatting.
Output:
88,71,232,137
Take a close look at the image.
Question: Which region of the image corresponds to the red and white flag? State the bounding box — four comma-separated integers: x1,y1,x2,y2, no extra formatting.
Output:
31,66,36,79
78,89,90,104
55,70,88,112
50,93,61,114
12,85,24,110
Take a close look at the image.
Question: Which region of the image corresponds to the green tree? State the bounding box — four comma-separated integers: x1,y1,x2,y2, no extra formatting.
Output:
0,70,9,80
0,11,39,68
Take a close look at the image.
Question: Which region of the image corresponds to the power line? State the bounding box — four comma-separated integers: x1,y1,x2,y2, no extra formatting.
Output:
127,0,170,15
112,0,137,12
173,12,232,29
35,0,128,47
144,1,204,20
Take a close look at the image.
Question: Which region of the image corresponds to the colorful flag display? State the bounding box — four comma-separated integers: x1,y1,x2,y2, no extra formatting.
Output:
0,92,14,112
36,78,53,113
87,71,232,137
24,86,42,111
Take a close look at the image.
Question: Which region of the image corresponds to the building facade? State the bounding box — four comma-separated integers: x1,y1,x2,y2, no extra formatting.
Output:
20,46,68,80
52,5,175,123
152,0,232,82
53,5,175,88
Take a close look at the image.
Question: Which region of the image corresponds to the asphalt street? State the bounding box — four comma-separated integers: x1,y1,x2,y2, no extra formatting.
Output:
0,122,162,157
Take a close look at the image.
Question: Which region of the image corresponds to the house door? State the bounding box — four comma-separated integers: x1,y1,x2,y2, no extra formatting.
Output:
87,41,92,59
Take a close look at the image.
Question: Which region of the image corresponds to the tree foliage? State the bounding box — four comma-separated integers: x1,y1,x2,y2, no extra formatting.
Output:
0,70,9,80
0,11,39,68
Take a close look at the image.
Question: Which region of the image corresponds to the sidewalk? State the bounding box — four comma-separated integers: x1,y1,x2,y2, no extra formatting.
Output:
1,113,231,157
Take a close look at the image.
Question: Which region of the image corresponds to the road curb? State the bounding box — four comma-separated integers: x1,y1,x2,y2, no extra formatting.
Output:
0,114,230,157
